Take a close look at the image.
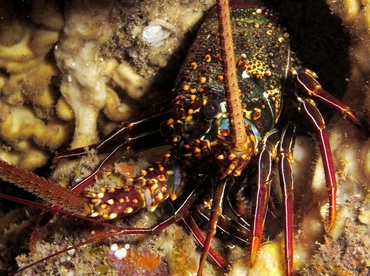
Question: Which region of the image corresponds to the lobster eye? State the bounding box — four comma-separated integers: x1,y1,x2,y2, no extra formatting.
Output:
160,121,174,137
203,100,220,119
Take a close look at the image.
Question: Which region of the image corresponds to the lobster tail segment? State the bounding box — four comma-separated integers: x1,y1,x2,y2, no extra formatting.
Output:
87,153,185,220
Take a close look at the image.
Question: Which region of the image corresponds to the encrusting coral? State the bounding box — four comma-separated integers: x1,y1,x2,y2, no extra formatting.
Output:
298,0,370,273
54,1,115,148
0,0,68,170
0,0,216,170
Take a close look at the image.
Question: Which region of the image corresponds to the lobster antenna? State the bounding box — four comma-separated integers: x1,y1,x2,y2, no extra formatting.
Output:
217,0,250,152
0,159,91,215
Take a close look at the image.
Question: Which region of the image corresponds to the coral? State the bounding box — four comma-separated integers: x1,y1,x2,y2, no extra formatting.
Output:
12,206,217,275
0,0,216,169
0,0,68,170
302,197,370,275
229,239,286,276
54,0,116,148
0,207,40,272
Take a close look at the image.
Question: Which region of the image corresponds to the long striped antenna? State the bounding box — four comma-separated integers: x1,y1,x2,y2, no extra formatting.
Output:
217,0,250,152
0,158,91,215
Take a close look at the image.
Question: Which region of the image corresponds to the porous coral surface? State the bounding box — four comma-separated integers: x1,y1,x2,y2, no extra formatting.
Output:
0,0,68,170
0,0,215,170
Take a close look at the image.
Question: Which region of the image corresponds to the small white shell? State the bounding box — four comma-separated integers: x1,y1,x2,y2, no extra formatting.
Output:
142,24,171,47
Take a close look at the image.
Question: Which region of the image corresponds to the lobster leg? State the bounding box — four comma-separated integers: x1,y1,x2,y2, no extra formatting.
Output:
183,215,228,269
198,177,228,275
250,125,296,275
277,124,296,276
70,143,133,194
56,110,172,194
1,165,226,275
0,192,122,231
156,182,228,272
296,97,337,229
250,130,278,266
293,68,361,127
197,180,250,244
56,109,171,161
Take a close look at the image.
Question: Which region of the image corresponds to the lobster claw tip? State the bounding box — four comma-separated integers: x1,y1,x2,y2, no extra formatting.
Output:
250,235,261,268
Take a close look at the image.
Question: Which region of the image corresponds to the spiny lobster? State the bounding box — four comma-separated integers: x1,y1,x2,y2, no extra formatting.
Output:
0,0,363,275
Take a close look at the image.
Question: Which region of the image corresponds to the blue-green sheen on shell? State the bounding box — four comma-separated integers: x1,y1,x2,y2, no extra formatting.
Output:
168,2,291,163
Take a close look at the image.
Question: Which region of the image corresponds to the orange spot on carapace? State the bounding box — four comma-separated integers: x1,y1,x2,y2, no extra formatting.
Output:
115,163,135,177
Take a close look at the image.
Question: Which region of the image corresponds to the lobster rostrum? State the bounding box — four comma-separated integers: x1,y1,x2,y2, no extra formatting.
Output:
0,0,362,275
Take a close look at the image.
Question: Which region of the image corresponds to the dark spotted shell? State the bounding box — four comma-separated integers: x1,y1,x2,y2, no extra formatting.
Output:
168,2,291,160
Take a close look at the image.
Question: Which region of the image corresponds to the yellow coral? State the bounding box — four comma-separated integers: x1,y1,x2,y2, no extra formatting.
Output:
111,62,149,100
0,31,34,62
230,238,285,276
31,0,64,30
56,97,74,121
0,1,66,169
0,107,70,148
104,86,134,121
0,0,216,170
54,1,115,148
